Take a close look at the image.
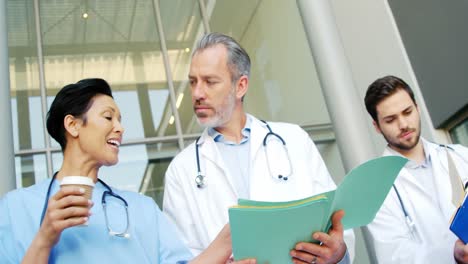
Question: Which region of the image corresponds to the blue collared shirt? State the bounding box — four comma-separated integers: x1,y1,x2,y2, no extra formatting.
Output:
207,116,251,198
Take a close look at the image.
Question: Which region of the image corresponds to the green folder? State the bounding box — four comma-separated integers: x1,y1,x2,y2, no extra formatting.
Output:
229,156,407,263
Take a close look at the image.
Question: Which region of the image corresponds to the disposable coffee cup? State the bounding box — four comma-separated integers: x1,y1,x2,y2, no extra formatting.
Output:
60,176,95,226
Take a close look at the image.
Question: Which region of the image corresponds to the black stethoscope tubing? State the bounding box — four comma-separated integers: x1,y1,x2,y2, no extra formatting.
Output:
40,172,128,226
195,136,204,188
194,120,291,188
394,144,468,224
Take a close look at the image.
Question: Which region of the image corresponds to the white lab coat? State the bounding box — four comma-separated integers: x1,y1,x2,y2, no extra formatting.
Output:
367,139,468,263
163,114,355,261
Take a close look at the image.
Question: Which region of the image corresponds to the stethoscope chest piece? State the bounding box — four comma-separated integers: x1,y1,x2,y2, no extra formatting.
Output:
193,120,294,188
195,174,205,188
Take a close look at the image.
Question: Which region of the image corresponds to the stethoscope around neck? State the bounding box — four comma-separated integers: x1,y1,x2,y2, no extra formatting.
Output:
394,144,468,236
40,172,131,238
194,120,293,188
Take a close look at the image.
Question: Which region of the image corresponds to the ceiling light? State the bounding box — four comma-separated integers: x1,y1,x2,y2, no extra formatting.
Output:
185,48,190,53
82,13,89,19
176,93,184,108
169,116,175,125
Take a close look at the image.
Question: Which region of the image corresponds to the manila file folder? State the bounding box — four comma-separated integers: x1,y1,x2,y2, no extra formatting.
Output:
228,156,407,263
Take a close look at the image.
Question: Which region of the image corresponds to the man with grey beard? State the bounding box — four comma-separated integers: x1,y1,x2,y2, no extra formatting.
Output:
163,32,354,264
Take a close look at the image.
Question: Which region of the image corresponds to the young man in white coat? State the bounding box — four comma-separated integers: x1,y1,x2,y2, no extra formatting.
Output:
163,33,355,264
364,75,468,263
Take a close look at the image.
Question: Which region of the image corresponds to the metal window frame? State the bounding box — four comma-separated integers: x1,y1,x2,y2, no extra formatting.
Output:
16,0,338,184
15,0,213,181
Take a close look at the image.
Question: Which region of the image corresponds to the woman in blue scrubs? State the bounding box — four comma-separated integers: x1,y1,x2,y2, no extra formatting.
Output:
0,78,254,264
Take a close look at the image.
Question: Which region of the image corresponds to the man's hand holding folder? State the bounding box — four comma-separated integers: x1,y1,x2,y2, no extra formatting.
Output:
290,210,347,264
228,156,407,264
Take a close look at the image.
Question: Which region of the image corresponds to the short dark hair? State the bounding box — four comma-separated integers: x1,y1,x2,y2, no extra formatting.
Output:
193,32,251,84
364,75,416,122
46,78,113,150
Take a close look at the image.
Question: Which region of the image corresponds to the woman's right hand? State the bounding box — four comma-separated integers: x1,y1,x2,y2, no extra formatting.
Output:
21,186,92,264
40,186,93,246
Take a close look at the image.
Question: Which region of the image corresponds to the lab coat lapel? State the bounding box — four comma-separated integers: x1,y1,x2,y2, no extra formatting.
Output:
248,116,273,199
198,129,238,197
428,143,456,220
382,147,431,199
198,130,224,168
249,116,267,163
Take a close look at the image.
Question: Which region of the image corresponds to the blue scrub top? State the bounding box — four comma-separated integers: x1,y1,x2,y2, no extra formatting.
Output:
0,179,192,263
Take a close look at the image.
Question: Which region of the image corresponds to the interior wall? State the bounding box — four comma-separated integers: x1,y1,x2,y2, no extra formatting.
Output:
240,0,331,126
329,0,450,150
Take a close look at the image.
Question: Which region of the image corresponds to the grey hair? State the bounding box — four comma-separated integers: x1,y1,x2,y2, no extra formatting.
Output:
193,32,251,83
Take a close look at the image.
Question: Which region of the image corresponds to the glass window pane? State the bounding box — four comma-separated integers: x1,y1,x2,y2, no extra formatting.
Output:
100,144,148,192
15,154,48,188
183,138,198,148
208,0,330,126
8,0,44,151
46,95,61,148
52,151,63,173
139,141,179,207
140,156,172,208
208,0,260,38
113,91,145,139
10,91,46,152
450,117,468,146
160,0,204,136
40,0,174,140
149,89,170,133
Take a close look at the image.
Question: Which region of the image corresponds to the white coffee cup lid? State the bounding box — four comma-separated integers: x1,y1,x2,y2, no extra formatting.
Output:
60,176,95,187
